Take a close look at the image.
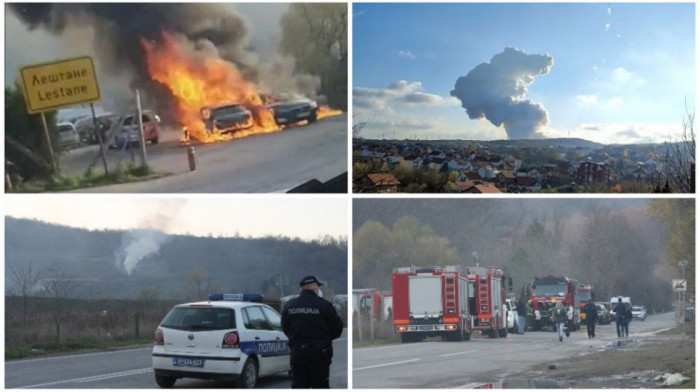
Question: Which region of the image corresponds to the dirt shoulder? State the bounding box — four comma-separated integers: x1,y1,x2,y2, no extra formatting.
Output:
517,334,694,388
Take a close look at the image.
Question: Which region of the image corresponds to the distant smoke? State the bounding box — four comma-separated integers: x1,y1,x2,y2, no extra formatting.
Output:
119,229,170,275
450,46,553,139
114,200,184,275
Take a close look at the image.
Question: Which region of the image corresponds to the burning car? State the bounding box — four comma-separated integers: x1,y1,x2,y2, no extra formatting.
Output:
202,104,254,134
268,95,318,126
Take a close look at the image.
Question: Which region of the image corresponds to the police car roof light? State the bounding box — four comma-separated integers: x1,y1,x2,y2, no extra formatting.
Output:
209,293,264,302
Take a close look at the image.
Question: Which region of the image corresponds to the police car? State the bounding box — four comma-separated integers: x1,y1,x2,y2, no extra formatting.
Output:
152,294,291,388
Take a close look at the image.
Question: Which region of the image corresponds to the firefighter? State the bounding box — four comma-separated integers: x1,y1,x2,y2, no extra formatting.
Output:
282,275,343,388
553,301,568,342
583,299,598,338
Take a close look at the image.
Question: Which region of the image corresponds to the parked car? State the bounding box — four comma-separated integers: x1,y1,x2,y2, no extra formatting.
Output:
57,122,81,150
595,303,611,325
202,104,253,134
268,95,318,126
152,293,290,388
631,305,646,321
75,113,121,145
112,111,160,149
505,298,518,333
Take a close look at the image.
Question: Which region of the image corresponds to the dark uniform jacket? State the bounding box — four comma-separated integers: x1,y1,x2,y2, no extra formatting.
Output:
583,303,598,322
282,289,343,351
553,307,568,324
516,301,527,317
614,302,627,321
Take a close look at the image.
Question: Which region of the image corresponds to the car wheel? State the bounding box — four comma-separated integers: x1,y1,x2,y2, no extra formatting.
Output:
308,111,318,123
236,358,258,388
154,373,176,388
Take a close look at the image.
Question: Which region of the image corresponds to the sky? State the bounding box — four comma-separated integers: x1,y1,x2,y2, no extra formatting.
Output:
353,3,695,144
4,196,347,240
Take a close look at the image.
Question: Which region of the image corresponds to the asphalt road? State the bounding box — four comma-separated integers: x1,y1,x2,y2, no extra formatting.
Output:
57,114,347,193
352,312,674,388
5,329,348,389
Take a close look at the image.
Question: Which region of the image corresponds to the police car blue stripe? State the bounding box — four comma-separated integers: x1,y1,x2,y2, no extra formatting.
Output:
239,341,290,357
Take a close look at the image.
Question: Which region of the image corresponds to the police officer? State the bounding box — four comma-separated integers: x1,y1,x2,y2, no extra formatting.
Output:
282,275,343,388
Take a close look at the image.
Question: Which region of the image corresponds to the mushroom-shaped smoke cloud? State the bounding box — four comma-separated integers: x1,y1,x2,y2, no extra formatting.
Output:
450,46,554,139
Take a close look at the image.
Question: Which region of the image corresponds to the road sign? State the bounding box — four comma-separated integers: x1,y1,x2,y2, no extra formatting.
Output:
673,279,687,292
20,56,100,114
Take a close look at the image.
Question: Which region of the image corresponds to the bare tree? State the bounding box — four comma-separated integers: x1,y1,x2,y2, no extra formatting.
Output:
7,263,45,326
43,268,83,344
661,108,695,193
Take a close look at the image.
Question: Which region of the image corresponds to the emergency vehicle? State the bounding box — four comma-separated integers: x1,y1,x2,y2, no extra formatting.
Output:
392,266,472,342
578,284,595,321
466,266,508,338
528,276,580,331
354,289,393,322
152,294,290,388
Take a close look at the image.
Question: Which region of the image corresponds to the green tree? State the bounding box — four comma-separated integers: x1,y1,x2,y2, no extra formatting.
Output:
648,199,695,297
5,86,58,181
279,4,347,110
353,216,460,290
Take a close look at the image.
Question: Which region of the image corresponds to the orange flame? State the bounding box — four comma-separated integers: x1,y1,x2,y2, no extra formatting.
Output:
318,106,343,120
141,32,279,143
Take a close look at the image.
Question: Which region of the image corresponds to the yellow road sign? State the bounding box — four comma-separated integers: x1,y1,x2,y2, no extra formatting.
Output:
20,56,100,114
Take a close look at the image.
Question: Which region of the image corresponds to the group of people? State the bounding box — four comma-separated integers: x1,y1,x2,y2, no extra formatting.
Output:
519,297,632,343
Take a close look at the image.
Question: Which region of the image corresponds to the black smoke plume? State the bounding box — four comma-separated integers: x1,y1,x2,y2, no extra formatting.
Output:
8,3,254,121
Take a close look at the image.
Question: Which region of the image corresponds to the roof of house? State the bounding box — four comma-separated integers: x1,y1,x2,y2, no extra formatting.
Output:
367,173,401,186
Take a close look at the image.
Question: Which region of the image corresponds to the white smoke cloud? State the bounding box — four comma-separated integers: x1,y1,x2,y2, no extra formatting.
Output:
118,229,171,275
450,46,554,139
115,200,184,275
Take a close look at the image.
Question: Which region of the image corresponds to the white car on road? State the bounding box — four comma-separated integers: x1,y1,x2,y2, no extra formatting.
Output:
152,294,290,388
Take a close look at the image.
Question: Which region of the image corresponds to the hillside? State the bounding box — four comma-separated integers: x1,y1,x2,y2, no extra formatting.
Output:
5,217,347,299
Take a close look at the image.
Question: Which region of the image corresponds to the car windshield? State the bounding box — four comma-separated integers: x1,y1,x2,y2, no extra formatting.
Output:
211,105,247,118
160,307,236,330
58,125,74,133
533,284,566,297
632,307,642,311
123,114,152,126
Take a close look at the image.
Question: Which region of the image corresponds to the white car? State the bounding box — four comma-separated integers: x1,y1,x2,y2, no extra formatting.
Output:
505,299,518,333
57,122,80,150
631,305,647,321
152,294,291,388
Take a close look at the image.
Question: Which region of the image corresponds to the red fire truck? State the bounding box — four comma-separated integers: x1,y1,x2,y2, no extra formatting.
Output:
392,265,508,342
466,266,508,338
578,284,595,322
392,266,472,343
528,275,580,331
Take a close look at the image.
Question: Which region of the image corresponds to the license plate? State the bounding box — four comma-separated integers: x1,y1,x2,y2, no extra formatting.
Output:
173,357,205,367
419,325,433,331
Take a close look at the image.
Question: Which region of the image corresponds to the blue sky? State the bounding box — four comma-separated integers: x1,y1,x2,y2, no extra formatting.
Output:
353,3,695,144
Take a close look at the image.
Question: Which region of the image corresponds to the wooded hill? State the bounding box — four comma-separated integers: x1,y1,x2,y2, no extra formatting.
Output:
6,217,347,300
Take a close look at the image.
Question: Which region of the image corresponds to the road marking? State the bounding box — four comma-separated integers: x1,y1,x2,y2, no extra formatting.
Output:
355,358,420,371
18,368,152,388
6,346,151,364
439,350,477,358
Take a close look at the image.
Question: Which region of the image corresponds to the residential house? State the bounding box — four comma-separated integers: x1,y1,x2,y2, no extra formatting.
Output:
361,173,401,193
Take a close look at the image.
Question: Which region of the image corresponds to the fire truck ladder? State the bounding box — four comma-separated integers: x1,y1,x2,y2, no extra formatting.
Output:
478,278,490,312
444,276,456,314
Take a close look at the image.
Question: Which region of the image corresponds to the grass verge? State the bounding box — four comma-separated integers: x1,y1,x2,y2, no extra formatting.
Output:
8,163,165,192
5,337,153,361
